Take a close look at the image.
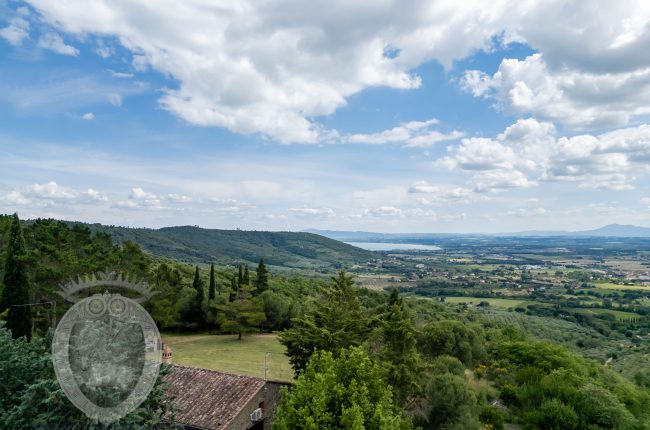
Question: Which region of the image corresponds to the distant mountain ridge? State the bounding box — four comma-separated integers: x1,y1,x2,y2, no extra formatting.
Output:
307,224,650,240
69,223,374,269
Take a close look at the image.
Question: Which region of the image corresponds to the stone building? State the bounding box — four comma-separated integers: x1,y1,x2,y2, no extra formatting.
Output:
164,364,287,430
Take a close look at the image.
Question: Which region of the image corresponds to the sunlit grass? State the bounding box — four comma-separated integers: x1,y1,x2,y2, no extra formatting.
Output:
161,333,294,381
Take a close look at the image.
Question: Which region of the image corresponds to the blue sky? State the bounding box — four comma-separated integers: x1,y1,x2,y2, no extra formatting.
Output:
1,0,650,232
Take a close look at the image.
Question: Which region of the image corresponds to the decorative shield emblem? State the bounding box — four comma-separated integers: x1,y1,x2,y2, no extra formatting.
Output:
52,273,162,424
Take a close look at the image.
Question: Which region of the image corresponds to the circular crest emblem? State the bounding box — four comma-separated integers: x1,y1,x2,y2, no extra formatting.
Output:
52,273,162,424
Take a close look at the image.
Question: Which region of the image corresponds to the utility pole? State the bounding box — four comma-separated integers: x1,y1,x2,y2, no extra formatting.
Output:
264,352,269,380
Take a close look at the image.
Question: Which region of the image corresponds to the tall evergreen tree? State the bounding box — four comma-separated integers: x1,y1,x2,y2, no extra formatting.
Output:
191,265,204,327
0,214,32,341
229,274,238,302
243,265,250,286
279,271,371,371
254,258,269,293
208,264,216,301
377,289,423,407
237,264,244,287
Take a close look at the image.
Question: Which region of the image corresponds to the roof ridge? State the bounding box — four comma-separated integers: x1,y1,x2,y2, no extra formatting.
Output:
170,363,266,382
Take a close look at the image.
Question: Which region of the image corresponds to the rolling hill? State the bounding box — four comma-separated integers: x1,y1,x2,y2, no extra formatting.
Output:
77,223,374,269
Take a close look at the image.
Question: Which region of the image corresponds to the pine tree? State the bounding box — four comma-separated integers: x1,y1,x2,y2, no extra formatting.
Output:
0,214,32,340
217,283,264,340
208,264,216,301
279,271,371,371
254,258,269,293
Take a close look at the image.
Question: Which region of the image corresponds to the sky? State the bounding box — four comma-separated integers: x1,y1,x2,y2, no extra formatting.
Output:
1,0,650,233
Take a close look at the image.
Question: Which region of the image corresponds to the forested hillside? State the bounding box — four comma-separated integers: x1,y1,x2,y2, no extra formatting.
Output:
76,223,373,269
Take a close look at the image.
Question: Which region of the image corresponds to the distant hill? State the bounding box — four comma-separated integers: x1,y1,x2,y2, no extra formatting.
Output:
308,223,650,241
575,224,650,237
501,224,650,238
74,224,374,269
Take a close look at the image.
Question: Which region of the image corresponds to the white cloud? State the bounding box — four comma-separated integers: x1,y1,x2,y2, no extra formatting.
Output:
166,193,193,203
506,207,548,218
37,32,79,56
18,0,650,140
108,70,134,79
23,0,518,143
438,118,650,192
115,187,165,210
363,206,404,218
81,112,95,120
0,17,30,46
0,74,148,113
3,191,31,205
409,181,476,204
461,53,650,130
347,118,463,146
83,188,108,202
28,181,77,199
0,182,110,207
290,207,336,218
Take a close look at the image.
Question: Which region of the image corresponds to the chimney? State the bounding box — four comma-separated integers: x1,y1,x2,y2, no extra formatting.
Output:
162,343,173,364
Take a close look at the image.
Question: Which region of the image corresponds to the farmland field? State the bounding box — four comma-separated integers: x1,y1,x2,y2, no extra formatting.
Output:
442,296,532,308
572,308,640,322
592,282,650,291
161,333,294,381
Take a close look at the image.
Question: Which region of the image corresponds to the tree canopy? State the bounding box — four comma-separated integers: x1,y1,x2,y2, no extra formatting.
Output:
0,214,31,340
273,346,408,430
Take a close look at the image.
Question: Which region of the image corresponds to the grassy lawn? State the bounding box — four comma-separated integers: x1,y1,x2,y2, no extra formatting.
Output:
443,296,531,308
592,282,650,291
161,333,294,382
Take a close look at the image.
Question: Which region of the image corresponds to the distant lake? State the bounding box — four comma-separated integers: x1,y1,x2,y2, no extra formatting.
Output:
345,242,442,251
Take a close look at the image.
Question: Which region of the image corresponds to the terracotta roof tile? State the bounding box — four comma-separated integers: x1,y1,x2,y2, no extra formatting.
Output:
165,365,266,429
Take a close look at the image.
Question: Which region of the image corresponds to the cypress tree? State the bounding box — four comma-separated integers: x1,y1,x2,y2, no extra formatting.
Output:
243,265,250,286
192,266,204,327
0,214,32,340
254,258,269,293
229,275,238,302
237,265,244,287
208,264,216,301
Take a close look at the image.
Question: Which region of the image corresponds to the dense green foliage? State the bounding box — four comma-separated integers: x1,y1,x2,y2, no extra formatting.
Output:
279,271,371,371
486,339,650,429
273,347,408,430
279,272,650,429
80,223,373,269
0,214,32,340
255,258,269,293
374,290,423,407
217,283,265,339
0,323,175,427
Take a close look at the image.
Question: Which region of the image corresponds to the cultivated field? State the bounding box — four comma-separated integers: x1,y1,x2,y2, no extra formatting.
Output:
592,282,650,291
161,333,294,381
442,296,532,308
